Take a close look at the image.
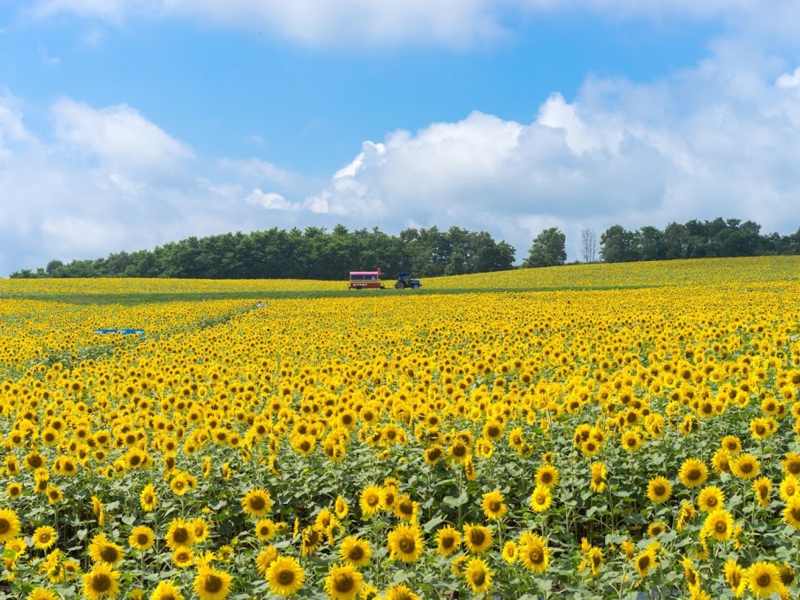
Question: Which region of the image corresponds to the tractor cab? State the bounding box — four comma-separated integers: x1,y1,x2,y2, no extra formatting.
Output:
395,272,422,289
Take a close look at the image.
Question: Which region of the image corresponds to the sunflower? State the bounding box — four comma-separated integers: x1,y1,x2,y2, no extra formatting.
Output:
242,488,273,518
634,549,656,578
150,580,185,600
723,559,746,596
129,526,155,552
646,477,672,503
480,490,507,520
27,589,58,600
255,545,278,576
255,519,277,542
779,475,798,502
339,536,372,568
334,496,349,520
435,525,461,557
0,508,21,543
172,547,194,568
192,518,211,543
301,526,323,556
711,448,731,475
730,453,760,481
782,452,800,477
518,533,549,573
324,563,363,600
140,483,158,512
7,482,23,499
535,464,559,488
463,523,493,554
387,524,424,563
193,566,231,600
502,541,518,563
266,556,305,597
783,497,800,529
384,583,420,600
81,562,120,600
679,458,708,488
88,533,125,565
165,519,196,551
359,486,383,517
529,485,552,513
465,557,493,594
393,495,417,521
748,562,782,598
647,521,666,538
703,509,734,542
590,462,607,493
752,477,772,508
33,526,57,550
696,486,725,513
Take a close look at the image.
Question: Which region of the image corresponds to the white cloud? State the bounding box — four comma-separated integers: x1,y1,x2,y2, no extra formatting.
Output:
28,0,800,47
245,189,298,211
52,99,193,177
777,67,800,89
307,47,800,257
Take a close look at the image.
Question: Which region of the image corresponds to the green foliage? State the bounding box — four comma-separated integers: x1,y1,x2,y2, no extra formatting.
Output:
12,225,515,280
523,227,567,268
600,217,800,263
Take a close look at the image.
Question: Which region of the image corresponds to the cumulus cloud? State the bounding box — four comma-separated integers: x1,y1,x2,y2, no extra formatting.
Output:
245,189,299,211
52,99,193,178
28,0,800,47
0,93,299,275
306,49,800,256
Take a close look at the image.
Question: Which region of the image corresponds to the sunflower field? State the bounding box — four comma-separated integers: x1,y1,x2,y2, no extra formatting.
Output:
2,257,800,600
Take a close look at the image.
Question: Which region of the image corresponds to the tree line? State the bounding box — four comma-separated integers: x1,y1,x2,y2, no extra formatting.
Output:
11,225,516,280
598,218,800,263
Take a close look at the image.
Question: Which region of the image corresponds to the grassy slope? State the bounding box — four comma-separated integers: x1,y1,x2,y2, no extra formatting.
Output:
0,255,798,305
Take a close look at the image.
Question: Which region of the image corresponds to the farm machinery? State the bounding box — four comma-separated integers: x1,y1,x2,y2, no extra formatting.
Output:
395,272,422,289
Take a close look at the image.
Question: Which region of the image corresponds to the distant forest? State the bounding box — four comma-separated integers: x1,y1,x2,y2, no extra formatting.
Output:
599,218,800,263
11,217,800,280
11,225,516,279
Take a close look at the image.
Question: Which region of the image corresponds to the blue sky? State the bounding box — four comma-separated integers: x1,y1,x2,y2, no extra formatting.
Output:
1,1,800,273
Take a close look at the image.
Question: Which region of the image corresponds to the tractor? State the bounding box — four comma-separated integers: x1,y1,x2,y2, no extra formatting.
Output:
395,272,422,289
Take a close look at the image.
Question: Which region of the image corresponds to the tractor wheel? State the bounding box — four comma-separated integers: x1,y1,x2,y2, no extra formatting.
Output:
395,281,405,289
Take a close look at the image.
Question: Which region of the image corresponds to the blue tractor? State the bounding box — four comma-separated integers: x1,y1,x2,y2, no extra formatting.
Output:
395,272,422,289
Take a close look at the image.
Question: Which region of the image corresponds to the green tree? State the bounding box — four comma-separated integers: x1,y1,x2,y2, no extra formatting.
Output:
523,228,566,268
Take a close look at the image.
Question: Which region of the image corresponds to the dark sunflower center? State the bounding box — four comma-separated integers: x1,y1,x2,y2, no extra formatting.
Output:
654,484,665,496
349,546,364,560
757,574,771,587
92,574,111,592
441,536,454,549
714,521,727,534
473,571,486,585
278,570,294,585
529,548,542,563
204,575,223,593
0,519,9,534
398,537,415,553
333,574,354,592
250,496,266,511
740,463,753,473
688,468,701,480
137,534,149,545
470,530,485,546
489,501,501,512
100,546,119,563
173,528,189,544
